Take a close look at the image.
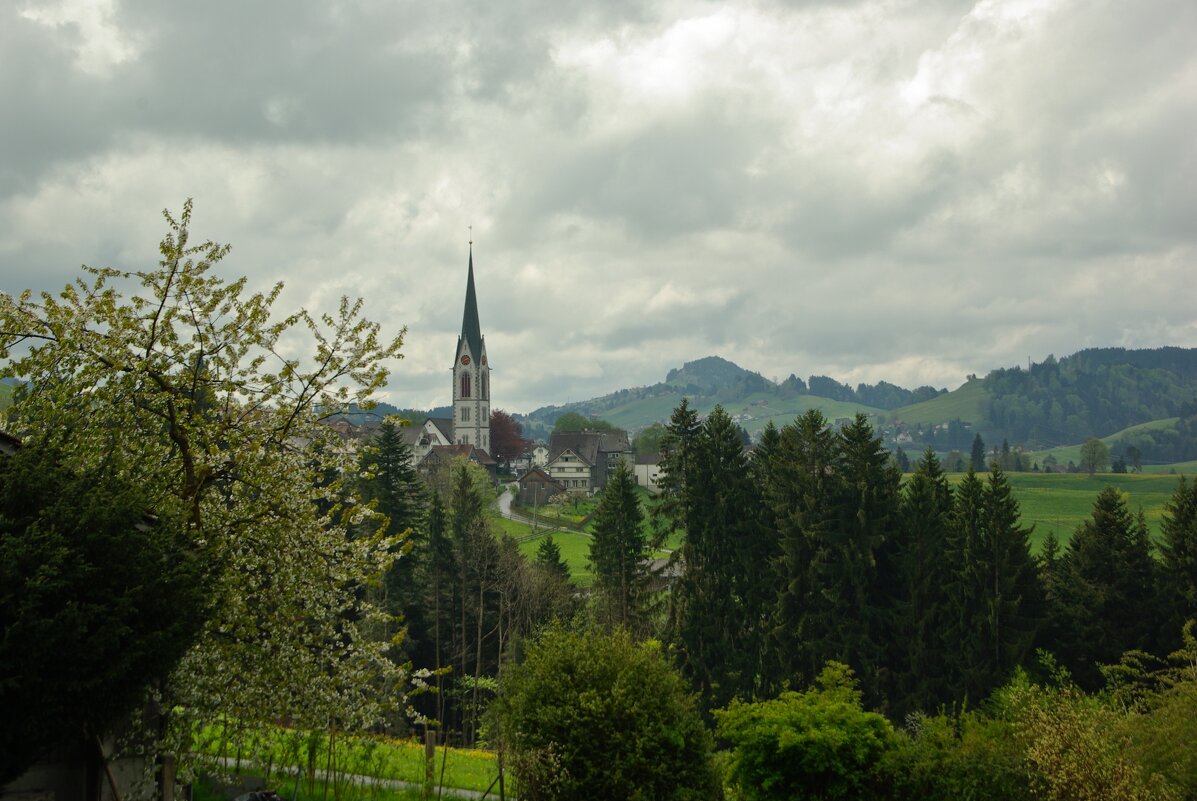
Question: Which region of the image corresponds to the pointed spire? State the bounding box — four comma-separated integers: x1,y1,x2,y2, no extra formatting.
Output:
460,244,483,360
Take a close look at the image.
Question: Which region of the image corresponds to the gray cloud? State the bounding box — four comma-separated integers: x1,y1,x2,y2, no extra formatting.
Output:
1,0,1194,415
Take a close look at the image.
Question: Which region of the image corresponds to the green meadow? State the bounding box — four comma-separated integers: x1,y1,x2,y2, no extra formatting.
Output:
948,471,1190,551
500,470,1196,579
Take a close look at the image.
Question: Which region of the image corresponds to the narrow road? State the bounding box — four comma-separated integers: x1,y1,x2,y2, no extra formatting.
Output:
496,484,589,538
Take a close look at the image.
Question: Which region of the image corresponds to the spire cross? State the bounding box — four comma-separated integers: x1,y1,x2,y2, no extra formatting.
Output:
469,225,473,247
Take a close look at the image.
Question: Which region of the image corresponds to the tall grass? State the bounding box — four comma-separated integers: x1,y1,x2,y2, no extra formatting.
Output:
192,723,500,800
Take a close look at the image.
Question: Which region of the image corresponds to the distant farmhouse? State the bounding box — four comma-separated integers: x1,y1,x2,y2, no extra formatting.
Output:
545,429,634,495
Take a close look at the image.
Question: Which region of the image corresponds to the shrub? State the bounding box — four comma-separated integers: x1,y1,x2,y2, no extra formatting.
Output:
882,711,1031,801
714,662,894,801
491,625,721,801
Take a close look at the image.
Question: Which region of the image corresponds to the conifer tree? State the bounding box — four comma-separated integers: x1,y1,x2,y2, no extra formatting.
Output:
1159,477,1197,648
671,406,763,710
749,421,785,692
589,460,651,632
943,466,1043,704
943,468,987,701
822,414,901,703
971,433,987,471
535,533,571,584
654,398,701,542
357,417,427,661
1052,486,1157,688
769,410,838,687
885,449,953,716
978,465,1044,680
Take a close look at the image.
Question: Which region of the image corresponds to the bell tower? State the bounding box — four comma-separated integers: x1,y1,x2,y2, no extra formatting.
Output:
452,243,491,451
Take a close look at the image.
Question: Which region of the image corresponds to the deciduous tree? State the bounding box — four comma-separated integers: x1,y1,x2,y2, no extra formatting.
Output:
0,201,406,775
1079,437,1110,475
489,408,528,465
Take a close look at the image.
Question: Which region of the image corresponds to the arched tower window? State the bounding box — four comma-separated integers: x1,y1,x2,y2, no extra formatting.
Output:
461,372,471,398
482,372,488,400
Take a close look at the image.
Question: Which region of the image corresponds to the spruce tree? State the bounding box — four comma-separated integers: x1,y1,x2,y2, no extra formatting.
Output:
535,533,571,583
655,398,701,543
589,460,651,632
977,465,1044,681
943,468,986,702
671,406,763,711
749,421,785,692
943,466,1043,704
357,417,427,661
971,433,987,472
824,414,901,704
1053,486,1157,688
1158,477,1197,648
769,410,838,687
886,449,953,717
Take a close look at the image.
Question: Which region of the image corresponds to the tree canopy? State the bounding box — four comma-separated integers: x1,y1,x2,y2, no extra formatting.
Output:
0,201,407,768
0,443,211,783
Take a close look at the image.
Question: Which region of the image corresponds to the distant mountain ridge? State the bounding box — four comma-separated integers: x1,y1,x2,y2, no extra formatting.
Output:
891,346,1197,451
520,355,947,439
520,348,1197,463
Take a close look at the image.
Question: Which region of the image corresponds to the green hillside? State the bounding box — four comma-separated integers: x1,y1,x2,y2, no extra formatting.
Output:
887,377,989,426
1026,417,1180,467
0,382,11,409
522,347,1197,458
597,390,881,435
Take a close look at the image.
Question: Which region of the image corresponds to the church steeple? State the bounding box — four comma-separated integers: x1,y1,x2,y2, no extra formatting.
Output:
451,242,491,451
460,244,484,361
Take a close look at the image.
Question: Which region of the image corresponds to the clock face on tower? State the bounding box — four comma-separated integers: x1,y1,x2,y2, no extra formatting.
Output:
460,355,471,365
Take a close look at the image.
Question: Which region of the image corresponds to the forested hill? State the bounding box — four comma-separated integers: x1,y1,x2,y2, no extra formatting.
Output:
892,346,1197,452
522,355,945,438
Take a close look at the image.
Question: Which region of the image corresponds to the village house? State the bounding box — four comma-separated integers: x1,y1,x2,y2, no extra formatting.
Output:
545,429,634,495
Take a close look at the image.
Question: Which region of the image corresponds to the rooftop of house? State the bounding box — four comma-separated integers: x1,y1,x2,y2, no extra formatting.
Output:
548,429,631,463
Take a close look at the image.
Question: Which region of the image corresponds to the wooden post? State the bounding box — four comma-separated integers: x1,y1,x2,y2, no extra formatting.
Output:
424,730,436,800
160,754,175,801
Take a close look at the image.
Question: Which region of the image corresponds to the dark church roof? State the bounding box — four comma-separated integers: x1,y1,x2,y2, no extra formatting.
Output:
459,247,484,360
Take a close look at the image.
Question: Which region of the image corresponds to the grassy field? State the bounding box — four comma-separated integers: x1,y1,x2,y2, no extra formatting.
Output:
193,725,500,799
1143,459,1197,474
948,471,1189,551
498,468,1194,576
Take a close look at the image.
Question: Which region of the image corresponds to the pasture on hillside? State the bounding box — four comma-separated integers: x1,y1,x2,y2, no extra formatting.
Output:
944,471,1189,551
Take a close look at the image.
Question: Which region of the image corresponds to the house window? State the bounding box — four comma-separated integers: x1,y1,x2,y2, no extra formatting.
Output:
461,407,471,422
461,373,471,398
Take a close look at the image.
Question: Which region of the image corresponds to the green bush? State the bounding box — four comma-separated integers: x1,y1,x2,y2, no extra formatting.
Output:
491,625,721,801
714,663,894,801
881,711,1031,801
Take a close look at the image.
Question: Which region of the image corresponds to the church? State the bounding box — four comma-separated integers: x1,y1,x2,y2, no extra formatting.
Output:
410,246,497,478
451,245,491,450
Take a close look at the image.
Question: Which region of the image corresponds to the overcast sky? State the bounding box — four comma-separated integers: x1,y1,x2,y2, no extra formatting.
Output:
2,0,1194,414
